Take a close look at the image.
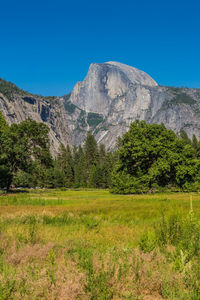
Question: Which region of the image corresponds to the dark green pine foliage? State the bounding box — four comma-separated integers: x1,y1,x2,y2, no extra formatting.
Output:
53,134,116,189
56,144,74,187
99,144,106,166
84,132,99,182
179,129,191,145
101,152,116,188
88,164,102,188
192,134,200,158
84,132,99,168
0,113,12,189
73,145,87,187
87,143,117,188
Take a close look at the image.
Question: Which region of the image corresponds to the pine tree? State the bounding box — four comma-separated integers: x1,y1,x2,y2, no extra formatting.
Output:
73,145,87,187
192,134,200,158
99,144,106,167
88,164,102,188
84,132,99,167
179,129,191,145
100,152,115,188
57,144,74,187
84,132,99,183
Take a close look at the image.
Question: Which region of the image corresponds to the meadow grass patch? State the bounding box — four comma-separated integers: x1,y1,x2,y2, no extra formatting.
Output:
1,189,200,299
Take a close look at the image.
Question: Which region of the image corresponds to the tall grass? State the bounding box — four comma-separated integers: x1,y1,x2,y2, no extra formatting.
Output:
1,189,200,299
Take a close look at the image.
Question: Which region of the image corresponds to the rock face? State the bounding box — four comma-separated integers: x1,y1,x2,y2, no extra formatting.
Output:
70,62,158,116
68,62,200,149
1,62,200,153
0,82,71,155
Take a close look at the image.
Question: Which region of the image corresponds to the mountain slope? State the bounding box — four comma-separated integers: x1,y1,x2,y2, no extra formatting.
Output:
68,62,200,149
1,63,200,153
0,79,71,155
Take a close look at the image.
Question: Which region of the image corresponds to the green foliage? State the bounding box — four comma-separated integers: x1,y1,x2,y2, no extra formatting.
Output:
11,129,116,190
167,87,197,105
78,110,87,127
139,231,157,253
0,78,27,101
149,208,200,297
73,145,87,187
56,144,74,187
192,134,200,158
171,93,196,105
155,210,200,258
2,189,200,299
66,242,114,299
49,134,116,189
179,129,191,145
84,132,99,167
88,164,101,188
13,170,32,188
87,112,104,127
111,120,200,194
111,169,149,194
64,99,77,114
0,113,52,190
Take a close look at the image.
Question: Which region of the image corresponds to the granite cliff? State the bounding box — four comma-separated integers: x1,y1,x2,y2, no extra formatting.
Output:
1,62,200,153
68,62,200,149
0,79,71,155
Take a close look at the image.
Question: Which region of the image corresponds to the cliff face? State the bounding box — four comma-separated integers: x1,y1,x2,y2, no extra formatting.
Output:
0,80,71,155
69,61,158,116
68,62,200,149
1,62,200,153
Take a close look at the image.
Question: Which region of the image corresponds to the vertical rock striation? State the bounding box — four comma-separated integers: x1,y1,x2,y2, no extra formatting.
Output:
0,87,71,155
68,62,200,149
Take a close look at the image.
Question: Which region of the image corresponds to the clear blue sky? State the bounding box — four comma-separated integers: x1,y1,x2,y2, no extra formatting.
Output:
0,0,200,96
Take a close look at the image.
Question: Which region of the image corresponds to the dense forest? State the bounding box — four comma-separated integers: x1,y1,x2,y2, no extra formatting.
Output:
0,112,116,190
1,111,200,193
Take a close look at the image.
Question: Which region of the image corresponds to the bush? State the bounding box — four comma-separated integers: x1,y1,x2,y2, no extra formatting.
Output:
110,169,149,194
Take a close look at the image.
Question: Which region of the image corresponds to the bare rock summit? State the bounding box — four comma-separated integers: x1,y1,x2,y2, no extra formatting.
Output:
69,62,158,116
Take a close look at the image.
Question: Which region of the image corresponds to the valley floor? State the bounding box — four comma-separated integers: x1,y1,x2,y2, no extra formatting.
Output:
0,189,200,299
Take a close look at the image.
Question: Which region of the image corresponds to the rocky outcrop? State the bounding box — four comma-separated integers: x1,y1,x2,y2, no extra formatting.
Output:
1,62,200,153
70,62,158,116
0,88,71,155
68,62,200,149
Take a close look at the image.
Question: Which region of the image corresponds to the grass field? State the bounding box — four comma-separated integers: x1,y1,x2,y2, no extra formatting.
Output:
1,189,200,299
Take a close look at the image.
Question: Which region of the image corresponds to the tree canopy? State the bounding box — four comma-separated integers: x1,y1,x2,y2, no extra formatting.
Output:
111,120,200,194
0,114,115,190
0,113,52,190
2,113,200,193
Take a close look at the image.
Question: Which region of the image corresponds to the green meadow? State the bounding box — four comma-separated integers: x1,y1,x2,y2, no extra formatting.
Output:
1,189,200,299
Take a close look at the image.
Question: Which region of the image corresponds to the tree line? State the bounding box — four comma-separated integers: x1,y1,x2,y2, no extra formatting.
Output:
0,112,116,190
1,111,200,193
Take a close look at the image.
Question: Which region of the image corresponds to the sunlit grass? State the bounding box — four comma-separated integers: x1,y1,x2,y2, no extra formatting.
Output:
1,189,199,248
1,189,200,299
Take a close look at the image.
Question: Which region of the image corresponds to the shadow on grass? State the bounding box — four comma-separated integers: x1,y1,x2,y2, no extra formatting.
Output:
0,189,29,195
